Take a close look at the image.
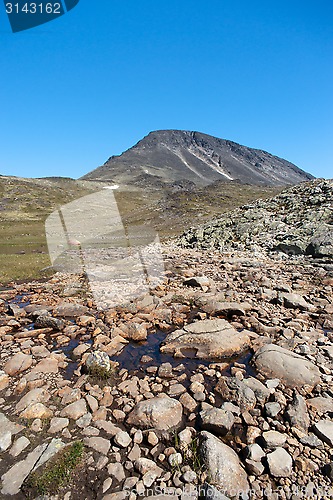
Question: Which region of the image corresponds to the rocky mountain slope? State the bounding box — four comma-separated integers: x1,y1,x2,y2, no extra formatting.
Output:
178,179,333,259
82,130,314,187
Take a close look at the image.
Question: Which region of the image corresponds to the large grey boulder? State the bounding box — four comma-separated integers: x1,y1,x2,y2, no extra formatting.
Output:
199,431,249,498
307,227,333,258
252,344,320,391
127,396,183,431
160,319,250,360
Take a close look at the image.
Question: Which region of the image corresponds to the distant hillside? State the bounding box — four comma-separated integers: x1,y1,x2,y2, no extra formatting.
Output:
82,130,314,187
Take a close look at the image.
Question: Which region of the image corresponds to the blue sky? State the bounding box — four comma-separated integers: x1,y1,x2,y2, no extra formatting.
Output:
0,0,332,179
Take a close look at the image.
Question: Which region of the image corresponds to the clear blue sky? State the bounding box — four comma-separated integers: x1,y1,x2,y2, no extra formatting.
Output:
0,0,332,179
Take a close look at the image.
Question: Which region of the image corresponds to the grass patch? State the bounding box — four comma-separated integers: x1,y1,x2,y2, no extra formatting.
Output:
23,441,84,497
173,432,203,475
86,362,119,387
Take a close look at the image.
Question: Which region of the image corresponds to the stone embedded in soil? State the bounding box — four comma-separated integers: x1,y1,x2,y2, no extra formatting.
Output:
252,343,321,390
313,420,333,446
199,403,235,436
127,396,183,431
15,387,50,413
267,447,293,477
60,398,87,420
84,436,111,455
160,318,250,359
4,352,32,376
48,417,69,434
199,431,249,497
19,402,53,419
1,443,48,495
215,377,256,411
9,436,30,457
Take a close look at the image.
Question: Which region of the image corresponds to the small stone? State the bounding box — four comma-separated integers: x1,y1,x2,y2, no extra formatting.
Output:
313,420,333,446
267,447,293,477
200,405,234,435
168,453,182,467
114,431,131,448
265,402,281,417
108,462,126,482
103,477,113,493
246,443,265,462
60,399,87,420
76,413,92,428
148,431,159,446
48,417,69,434
0,431,12,451
9,436,30,457
182,470,197,483
245,459,265,476
84,437,111,455
262,430,287,448
4,353,32,376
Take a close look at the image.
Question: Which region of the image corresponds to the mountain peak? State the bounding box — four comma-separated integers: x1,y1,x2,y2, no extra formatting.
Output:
82,130,314,187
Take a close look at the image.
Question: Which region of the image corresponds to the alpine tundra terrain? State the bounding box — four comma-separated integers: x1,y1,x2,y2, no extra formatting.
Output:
0,177,332,499
1,130,313,283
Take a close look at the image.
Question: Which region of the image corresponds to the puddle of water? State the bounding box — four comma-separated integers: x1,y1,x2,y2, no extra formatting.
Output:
9,293,32,308
53,338,93,379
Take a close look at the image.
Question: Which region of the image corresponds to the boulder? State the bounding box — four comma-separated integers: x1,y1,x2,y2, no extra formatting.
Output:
199,431,249,497
252,344,320,391
215,377,256,411
127,396,182,431
266,448,292,477
4,353,32,376
160,319,250,360
200,404,234,436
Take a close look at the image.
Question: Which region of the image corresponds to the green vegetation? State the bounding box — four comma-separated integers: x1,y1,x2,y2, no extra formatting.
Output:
86,362,118,386
0,176,100,283
24,441,84,497
173,432,203,475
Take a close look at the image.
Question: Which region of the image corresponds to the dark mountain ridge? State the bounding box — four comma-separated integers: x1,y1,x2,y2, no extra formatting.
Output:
82,130,314,187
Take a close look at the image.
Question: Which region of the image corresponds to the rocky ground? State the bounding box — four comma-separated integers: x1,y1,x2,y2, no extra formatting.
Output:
179,179,333,260
0,241,332,499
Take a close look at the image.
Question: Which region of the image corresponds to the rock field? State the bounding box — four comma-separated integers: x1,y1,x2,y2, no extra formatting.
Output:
0,177,333,499
178,179,333,259
0,238,332,499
